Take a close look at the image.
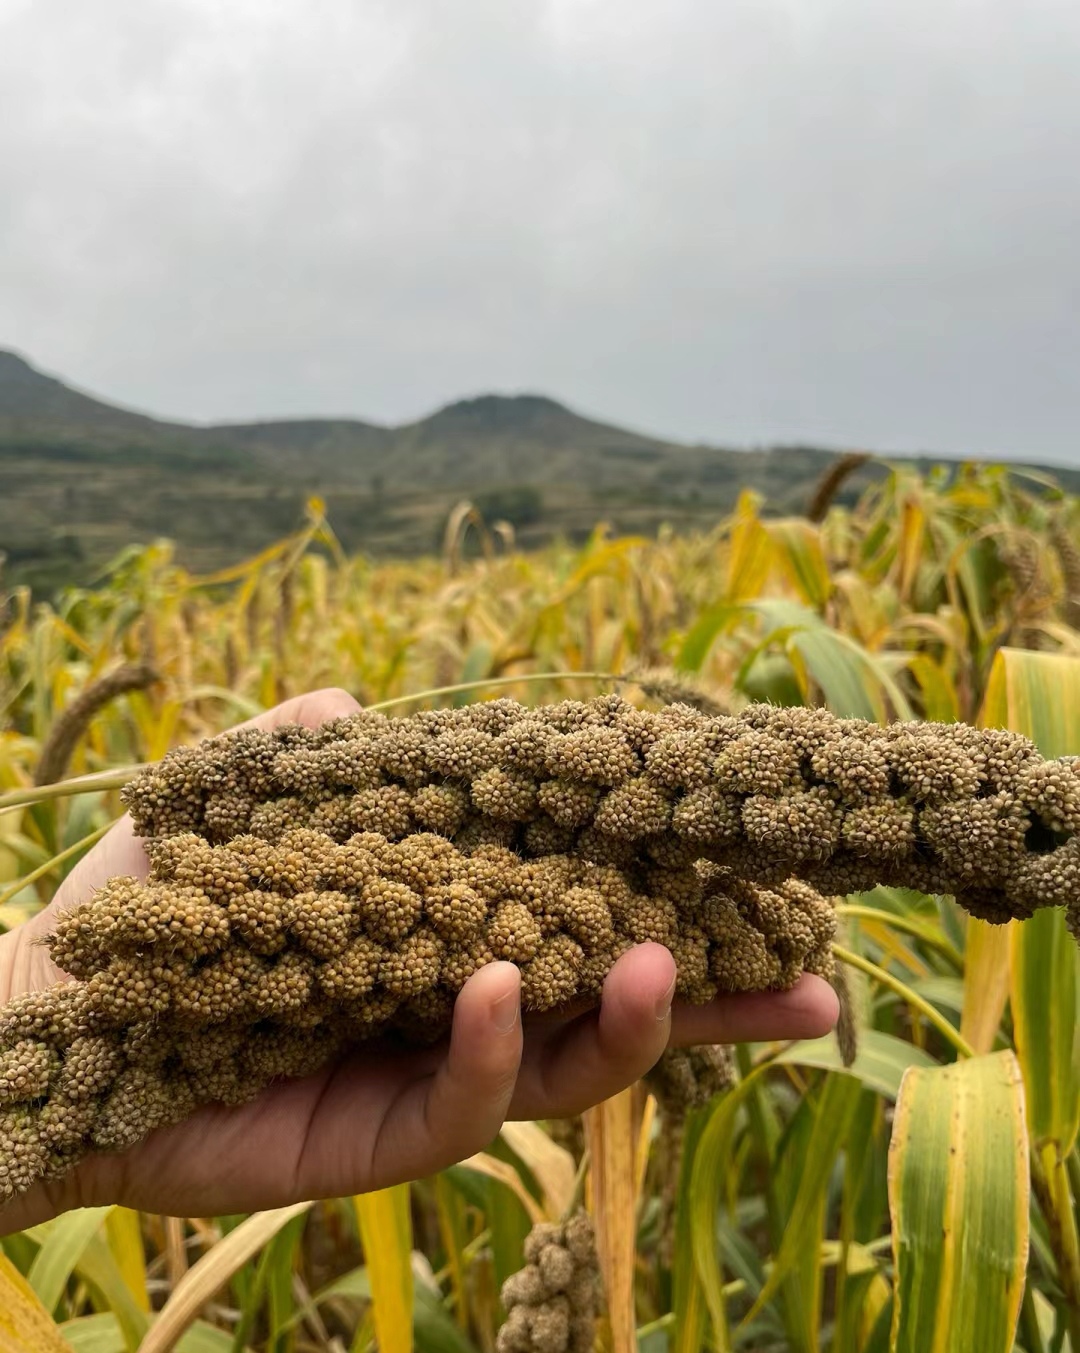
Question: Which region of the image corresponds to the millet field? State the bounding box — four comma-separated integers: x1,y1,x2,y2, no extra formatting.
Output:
1,459,1079,1353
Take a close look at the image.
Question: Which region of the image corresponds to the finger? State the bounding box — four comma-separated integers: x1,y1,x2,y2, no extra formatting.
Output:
240,687,362,734
0,1180,66,1237
365,962,524,1182
510,942,677,1120
669,973,840,1046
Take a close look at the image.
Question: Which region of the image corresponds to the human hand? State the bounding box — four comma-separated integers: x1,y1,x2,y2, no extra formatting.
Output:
0,688,838,1233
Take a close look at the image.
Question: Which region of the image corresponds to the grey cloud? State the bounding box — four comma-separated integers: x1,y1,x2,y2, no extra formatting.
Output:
1,0,1078,465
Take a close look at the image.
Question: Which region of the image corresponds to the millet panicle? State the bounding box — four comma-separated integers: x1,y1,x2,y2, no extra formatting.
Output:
2,695,1077,1209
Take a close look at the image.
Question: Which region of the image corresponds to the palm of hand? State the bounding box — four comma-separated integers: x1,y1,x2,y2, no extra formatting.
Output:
0,690,838,1233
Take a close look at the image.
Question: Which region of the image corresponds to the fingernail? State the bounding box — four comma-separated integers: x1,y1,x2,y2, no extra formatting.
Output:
655,975,676,1022
492,985,520,1033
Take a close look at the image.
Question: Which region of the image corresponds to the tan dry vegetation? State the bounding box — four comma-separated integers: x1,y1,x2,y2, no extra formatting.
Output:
0,461,1078,1351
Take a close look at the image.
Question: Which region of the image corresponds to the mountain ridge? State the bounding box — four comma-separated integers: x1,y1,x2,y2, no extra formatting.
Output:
0,348,731,496
0,348,184,437
2,348,1076,595
0,348,659,448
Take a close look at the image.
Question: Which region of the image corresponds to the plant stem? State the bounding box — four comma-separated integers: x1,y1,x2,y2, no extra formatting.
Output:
1034,1147,1080,1353
0,766,145,816
369,670,624,710
0,819,114,909
835,903,964,969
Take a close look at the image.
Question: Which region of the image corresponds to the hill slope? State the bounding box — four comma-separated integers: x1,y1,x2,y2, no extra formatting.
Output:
0,349,187,440
210,392,682,489
2,348,1074,594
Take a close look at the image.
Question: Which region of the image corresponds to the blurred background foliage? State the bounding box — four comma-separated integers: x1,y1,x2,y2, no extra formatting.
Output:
0,458,1078,1351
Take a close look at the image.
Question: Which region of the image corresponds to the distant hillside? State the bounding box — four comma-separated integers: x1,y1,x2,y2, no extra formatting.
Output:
2,349,1076,595
211,392,683,489
0,348,169,434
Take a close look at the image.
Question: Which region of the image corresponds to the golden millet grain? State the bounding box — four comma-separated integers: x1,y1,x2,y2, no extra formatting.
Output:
4,696,1077,1208
144,695,1054,934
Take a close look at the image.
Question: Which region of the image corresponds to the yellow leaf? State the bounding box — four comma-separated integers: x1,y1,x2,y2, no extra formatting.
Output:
981,646,1080,756
960,919,1014,1056
459,1151,545,1226
765,518,831,610
354,1184,414,1353
103,1209,149,1315
896,495,926,603
0,1252,73,1353
499,1122,576,1220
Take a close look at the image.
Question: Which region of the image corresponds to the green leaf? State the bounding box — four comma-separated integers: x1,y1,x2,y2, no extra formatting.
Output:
60,1315,239,1353
785,625,902,720
775,1030,939,1100
752,599,914,720
681,595,914,720
980,646,1080,1339
479,1173,532,1294
310,1265,371,1306
677,604,741,672
264,1213,306,1350
453,645,494,707
981,649,1080,1149
764,519,831,611
740,1074,861,1341
28,1208,112,1316
56,1314,124,1353
141,1204,308,1353
229,1212,307,1353
862,1295,894,1353
69,1235,150,1353
414,1285,483,1353
739,651,804,707
833,1092,890,1347
981,647,1080,759
440,1165,490,1215
311,1268,481,1353
689,1071,764,1340
888,1051,1029,1352
1011,909,1080,1155
908,975,968,1020
672,1108,719,1353
174,1325,241,1353
689,1033,934,1343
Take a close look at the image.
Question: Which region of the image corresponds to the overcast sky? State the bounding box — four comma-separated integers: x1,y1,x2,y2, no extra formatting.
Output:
2,0,1079,466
